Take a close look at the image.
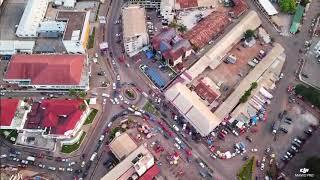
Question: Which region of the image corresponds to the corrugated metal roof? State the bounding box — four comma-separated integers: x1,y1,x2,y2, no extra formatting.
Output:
290,5,304,34
258,0,278,16
109,133,138,160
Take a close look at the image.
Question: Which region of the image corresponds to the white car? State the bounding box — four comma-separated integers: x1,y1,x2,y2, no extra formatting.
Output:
124,100,130,105
103,98,107,105
107,122,113,127
38,164,45,168
102,93,110,98
112,60,116,65
115,33,121,37
110,99,115,104
199,162,205,168
174,115,178,121
114,98,120,104
81,161,86,168
174,137,182,144
262,156,266,162
279,73,284,79
116,75,120,81
174,143,181,150
251,148,258,152
260,163,265,170
112,83,116,90
68,162,76,166
172,124,179,132
48,166,56,171
0,154,7,159
66,168,73,172
62,158,70,162
119,95,124,101
58,167,65,171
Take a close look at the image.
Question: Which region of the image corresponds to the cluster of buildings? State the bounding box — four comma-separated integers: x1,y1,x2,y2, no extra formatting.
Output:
164,11,286,136
101,133,160,180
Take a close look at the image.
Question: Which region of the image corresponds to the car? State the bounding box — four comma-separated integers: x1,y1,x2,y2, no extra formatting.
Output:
293,138,302,144
38,164,45,168
107,122,113,128
110,98,115,104
256,160,261,167
304,129,313,136
286,152,293,158
172,124,179,132
262,156,266,163
115,33,121,37
281,156,288,162
285,117,292,121
174,137,182,144
280,127,288,133
112,83,116,90
284,120,292,124
260,163,265,170
199,162,205,168
118,95,124,101
0,154,7,159
62,158,70,162
124,100,130,105
48,166,56,171
102,93,110,98
284,155,290,160
67,168,73,172
103,98,107,105
116,75,120,81
114,98,120,104
210,153,217,159
279,73,284,79
290,146,298,153
245,136,252,142
81,161,86,168
58,167,65,171
265,147,271,155
68,162,76,166
251,148,258,152
174,143,181,150
292,141,301,148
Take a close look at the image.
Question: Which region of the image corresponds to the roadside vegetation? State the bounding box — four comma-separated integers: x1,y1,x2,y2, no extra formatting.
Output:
61,132,86,153
0,129,18,143
279,0,296,14
239,82,258,103
68,89,87,99
143,101,160,116
83,109,98,125
87,27,96,49
237,157,255,180
294,84,320,109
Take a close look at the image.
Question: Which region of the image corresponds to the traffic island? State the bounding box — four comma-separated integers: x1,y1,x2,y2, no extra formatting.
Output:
83,109,98,125
61,131,86,154
124,88,137,100
237,156,255,180
143,101,160,116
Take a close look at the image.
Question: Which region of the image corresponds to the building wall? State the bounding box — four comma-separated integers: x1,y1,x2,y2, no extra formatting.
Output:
128,0,161,8
4,79,89,90
80,11,91,50
124,33,149,57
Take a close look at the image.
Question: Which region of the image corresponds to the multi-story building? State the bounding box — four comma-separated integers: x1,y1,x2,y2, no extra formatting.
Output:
4,54,89,90
127,0,161,9
122,5,149,57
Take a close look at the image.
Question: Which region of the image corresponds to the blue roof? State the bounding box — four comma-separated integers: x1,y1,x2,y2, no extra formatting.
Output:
145,68,166,88
145,50,154,59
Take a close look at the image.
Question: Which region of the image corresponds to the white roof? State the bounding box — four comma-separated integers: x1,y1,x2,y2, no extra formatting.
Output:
122,5,147,38
38,21,66,32
258,0,278,16
214,43,284,120
165,82,221,136
101,145,152,180
109,133,138,160
16,0,49,37
185,11,262,80
0,41,35,55
63,0,76,7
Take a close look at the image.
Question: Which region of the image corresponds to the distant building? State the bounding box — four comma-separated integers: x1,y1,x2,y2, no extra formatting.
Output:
127,0,161,9
56,10,91,54
0,40,35,55
16,0,49,38
4,54,89,90
0,99,31,130
152,28,192,67
122,5,149,57
22,99,90,139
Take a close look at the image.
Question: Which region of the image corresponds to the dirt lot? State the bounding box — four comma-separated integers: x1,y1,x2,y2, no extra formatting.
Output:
202,41,270,100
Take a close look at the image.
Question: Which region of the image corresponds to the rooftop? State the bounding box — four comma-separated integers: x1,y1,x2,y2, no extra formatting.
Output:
122,5,147,38
139,165,160,180
194,78,220,104
290,5,304,34
183,10,231,49
258,0,278,16
24,99,85,135
56,10,88,40
5,54,86,85
0,99,19,126
176,0,198,9
229,0,248,18
109,133,138,160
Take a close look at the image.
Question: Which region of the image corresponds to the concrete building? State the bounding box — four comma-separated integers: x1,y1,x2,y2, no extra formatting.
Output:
0,99,31,130
56,10,91,54
183,11,262,80
165,82,221,136
127,0,161,9
22,99,90,139
101,145,155,180
193,77,221,105
16,0,49,38
160,0,175,22
109,133,138,160
0,41,35,55
258,0,278,16
4,54,89,90
37,21,66,37
122,5,149,57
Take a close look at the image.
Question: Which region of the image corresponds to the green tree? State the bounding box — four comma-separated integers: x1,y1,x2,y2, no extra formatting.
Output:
79,103,87,111
69,89,77,97
78,91,87,99
244,30,255,41
300,0,310,7
178,25,187,33
279,0,296,13
250,82,258,90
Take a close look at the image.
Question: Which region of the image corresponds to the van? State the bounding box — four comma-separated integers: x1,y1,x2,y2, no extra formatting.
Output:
90,152,97,161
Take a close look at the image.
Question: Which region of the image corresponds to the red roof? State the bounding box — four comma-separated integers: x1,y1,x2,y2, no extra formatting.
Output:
229,0,248,18
183,11,231,49
194,81,219,103
5,54,85,85
177,0,198,9
139,165,160,180
0,99,19,126
24,99,85,135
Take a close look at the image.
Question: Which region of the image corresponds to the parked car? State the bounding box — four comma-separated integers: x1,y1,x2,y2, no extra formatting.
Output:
172,124,179,132
58,167,65,171
245,136,252,142
48,166,56,171
260,163,265,170
66,168,73,172
38,164,45,168
68,162,76,166
280,127,288,133
304,128,313,136
174,143,181,150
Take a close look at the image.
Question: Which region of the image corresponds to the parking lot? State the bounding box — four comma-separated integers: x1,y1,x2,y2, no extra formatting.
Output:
0,0,26,40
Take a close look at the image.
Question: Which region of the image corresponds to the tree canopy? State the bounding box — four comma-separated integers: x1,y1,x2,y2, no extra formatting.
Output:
279,0,296,13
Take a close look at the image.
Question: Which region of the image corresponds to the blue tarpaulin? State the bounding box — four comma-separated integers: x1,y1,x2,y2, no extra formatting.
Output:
145,67,166,88
251,116,258,124
145,50,154,59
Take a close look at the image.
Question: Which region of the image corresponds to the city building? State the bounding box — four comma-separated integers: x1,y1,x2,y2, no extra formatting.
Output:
16,0,49,38
122,5,149,57
165,82,221,136
109,133,138,160
193,77,221,105
0,41,35,55
4,54,89,90
37,21,66,38
257,0,278,16
183,11,262,80
0,99,31,130
152,28,192,67
183,11,231,49
23,99,90,139
229,0,248,18
101,144,155,180
127,0,161,9
56,10,91,54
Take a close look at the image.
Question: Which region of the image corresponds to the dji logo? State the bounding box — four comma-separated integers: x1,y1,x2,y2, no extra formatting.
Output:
300,168,309,174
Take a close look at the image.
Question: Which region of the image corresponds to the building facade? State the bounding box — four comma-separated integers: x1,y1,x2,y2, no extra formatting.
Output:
127,0,161,9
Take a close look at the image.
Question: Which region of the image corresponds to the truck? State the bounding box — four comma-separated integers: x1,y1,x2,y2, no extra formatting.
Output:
26,156,35,162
